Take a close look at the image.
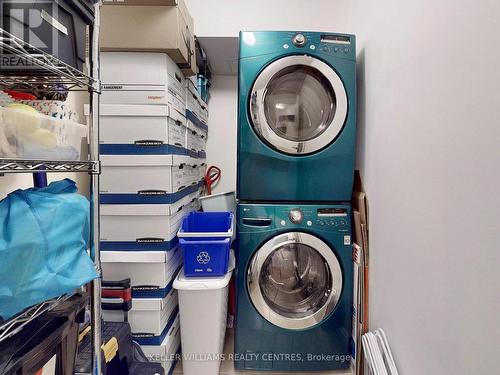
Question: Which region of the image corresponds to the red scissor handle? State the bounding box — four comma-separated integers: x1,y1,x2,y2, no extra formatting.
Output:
205,165,221,195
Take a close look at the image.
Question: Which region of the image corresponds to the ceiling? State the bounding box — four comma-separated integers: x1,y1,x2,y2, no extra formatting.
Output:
197,36,239,76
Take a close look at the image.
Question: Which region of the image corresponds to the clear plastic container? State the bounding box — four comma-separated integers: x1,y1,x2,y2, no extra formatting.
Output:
0,106,87,160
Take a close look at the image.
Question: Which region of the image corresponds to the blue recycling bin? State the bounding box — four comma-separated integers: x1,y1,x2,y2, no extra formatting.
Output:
178,212,233,277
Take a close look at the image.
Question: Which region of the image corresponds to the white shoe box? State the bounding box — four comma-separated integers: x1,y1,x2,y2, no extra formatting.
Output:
194,128,207,155
186,78,208,118
189,186,203,202
197,164,206,182
100,199,189,251
101,88,185,116
103,288,179,337
101,155,197,203
186,79,209,125
101,52,186,114
183,165,202,187
142,314,181,374
101,246,183,298
97,104,187,152
186,127,198,157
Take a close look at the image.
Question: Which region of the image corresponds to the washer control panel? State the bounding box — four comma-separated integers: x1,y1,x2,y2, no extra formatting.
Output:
241,205,351,231
271,206,350,230
316,208,349,227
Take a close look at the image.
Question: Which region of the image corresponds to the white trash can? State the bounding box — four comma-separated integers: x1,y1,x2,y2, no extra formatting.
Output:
173,252,234,375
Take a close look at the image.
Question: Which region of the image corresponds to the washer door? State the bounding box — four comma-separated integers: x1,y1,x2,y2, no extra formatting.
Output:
249,55,348,155
247,232,343,330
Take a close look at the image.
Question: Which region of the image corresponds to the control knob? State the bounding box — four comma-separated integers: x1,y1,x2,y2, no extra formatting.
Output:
289,209,304,224
292,33,306,47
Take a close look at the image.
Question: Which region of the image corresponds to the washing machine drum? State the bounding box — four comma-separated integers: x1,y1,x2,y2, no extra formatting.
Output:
247,232,343,330
249,55,348,155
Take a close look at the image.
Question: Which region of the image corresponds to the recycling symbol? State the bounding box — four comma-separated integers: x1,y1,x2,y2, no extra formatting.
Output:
196,251,210,265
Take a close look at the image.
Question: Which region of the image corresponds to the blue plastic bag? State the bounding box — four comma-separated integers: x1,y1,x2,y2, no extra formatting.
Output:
0,179,98,320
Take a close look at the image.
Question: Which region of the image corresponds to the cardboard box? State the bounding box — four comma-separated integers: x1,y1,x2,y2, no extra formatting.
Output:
100,154,199,204
100,2,196,74
101,246,183,298
96,104,187,154
129,290,178,336
142,314,181,373
182,164,203,187
186,78,209,125
100,52,186,110
100,200,189,251
103,288,179,338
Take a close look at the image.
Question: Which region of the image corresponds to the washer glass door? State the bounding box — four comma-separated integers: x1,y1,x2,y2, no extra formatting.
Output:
247,232,343,330
250,55,348,155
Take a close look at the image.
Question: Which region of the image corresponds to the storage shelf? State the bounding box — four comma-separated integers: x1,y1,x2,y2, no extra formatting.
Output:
0,2,102,372
0,294,74,344
0,159,99,174
0,29,99,92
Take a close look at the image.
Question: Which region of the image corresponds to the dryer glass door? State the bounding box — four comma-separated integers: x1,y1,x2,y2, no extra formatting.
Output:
250,55,348,155
247,232,343,330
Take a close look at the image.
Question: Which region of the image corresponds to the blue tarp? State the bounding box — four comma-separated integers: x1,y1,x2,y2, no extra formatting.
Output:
0,179,98,320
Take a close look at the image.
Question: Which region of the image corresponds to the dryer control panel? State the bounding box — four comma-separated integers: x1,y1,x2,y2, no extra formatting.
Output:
240,31,356,61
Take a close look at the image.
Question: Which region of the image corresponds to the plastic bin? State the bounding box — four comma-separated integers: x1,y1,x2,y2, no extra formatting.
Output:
173,253,234,375
0,107,87,160
178,212,233,277
1,0,95,72
199,191,236,213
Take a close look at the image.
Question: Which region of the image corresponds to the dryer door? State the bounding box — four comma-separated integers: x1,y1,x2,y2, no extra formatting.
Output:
249,55,348,155
247,232,343,330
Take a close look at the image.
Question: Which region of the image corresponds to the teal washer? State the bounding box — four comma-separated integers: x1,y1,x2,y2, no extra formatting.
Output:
235,203,353,372
237,31,357,202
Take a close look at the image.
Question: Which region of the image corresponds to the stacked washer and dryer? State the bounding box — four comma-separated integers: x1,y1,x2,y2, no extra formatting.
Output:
235,31,357,372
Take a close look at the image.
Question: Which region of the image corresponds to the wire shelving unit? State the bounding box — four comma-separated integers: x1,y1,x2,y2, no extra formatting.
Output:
0,3,103,374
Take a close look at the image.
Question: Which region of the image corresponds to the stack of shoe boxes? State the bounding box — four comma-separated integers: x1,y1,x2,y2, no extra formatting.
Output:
96,52,207,373
185,75,209,211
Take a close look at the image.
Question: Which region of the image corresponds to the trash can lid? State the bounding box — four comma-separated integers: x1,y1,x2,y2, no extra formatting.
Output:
173,250,234,291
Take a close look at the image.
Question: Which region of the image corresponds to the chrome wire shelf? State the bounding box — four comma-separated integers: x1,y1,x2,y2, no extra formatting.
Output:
0,159,99,174
0,29,99,92
0,2,103,372
0,294,73,343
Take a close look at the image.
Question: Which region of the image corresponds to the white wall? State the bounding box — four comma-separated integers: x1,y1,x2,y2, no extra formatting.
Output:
205,75,238,193
352,0,500,374
188,0,353,36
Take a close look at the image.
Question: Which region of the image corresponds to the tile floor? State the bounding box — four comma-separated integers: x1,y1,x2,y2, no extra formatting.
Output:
173,329,353,375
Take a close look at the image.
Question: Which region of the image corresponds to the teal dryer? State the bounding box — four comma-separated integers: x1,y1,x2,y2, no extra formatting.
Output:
237,31,357,202
235,203,353,372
